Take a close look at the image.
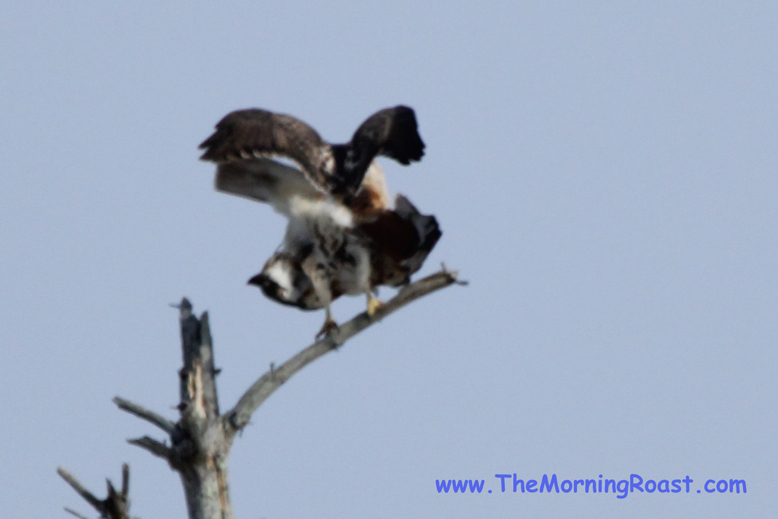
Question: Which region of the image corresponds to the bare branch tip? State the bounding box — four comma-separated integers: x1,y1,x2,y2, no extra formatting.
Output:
121,464,129,499
57,466,85,492
438,263,467,286
171,297,193,318
113,396,176,434
57,466,103,511
64,507,90,519
170,297,191,308
446,269,468,286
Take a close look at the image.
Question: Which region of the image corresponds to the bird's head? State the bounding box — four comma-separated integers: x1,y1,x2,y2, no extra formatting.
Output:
249,254,322,310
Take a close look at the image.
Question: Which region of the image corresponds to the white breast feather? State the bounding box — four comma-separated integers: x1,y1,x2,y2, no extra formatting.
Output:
264,260,294,298
289,195,353,228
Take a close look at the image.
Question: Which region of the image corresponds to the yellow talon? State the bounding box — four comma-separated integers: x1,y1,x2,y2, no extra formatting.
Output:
367,293,384,316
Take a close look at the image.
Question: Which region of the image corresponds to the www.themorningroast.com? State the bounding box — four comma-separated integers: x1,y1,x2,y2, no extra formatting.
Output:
436,474,746,499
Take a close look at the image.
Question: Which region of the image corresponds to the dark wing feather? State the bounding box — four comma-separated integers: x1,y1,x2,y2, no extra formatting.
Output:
358,195,441,287
351,105,425,165
199,109,336,193
335,106,425,196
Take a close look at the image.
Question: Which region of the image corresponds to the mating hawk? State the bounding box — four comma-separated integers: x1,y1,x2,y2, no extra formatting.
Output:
199,106,441,336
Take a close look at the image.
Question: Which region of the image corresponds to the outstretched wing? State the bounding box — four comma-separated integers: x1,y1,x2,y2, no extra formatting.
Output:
335,105,426,196
352,105,425,165
214,158,321,217
199,109,337,193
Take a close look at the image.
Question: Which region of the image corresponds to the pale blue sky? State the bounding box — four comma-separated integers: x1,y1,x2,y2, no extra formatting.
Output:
1,2,776,517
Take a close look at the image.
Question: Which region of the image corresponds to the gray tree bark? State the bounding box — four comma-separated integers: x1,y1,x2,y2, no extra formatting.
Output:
59,268,461,518
57,464,132,519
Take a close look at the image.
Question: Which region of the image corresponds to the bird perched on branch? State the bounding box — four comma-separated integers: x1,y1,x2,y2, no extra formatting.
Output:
199,106,441,337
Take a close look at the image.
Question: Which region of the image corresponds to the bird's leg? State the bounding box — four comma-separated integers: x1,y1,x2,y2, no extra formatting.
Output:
302,254,338,338
350,243,383,316
366,290,384,316
316,304,339,339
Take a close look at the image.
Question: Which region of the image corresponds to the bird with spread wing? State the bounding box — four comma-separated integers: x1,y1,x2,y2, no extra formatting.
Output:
199,106,441,337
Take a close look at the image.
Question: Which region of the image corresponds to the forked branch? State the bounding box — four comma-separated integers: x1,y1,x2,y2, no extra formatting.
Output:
57,464,133,519
59,267,461,519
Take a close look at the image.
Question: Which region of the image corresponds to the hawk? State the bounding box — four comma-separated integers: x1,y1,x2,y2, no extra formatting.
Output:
199,106,441,336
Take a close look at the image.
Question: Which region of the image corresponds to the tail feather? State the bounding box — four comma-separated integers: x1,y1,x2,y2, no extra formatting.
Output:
394,194,442,274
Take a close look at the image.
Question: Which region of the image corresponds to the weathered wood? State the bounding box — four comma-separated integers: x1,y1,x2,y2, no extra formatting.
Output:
63,267,460,519
173,300,233,519
114,397,176,434
57,464,132,519
225,269,460,431
127,436,173,462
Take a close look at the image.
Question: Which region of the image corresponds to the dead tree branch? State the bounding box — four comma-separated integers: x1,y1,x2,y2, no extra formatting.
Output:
113,397,176,434
173,301,233,519
64,507,90,519
126,436,173,462
225,268,460,431
57,464,132,519
64,267,460,519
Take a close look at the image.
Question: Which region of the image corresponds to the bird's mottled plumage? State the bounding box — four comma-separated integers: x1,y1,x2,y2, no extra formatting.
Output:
200,106,439,336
